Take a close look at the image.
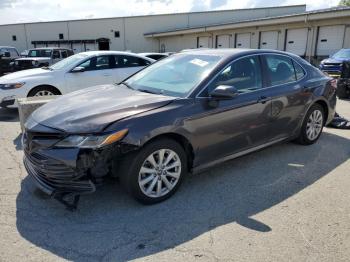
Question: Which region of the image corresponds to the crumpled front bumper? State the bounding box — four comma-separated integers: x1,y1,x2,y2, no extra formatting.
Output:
23,149,96,196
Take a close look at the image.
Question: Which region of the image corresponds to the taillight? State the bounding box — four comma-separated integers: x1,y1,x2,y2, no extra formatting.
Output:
330,78,337,90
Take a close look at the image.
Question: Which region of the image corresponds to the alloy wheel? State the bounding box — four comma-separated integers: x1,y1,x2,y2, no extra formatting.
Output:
306,109,323,141
34,90,55,96
138,149,182,198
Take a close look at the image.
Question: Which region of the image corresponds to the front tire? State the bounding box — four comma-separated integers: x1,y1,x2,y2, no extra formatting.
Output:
28,86,61,97
295,104,325,145
119,138,187,204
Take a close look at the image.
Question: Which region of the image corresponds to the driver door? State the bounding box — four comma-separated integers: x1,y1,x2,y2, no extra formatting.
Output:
65,55,115,92
189,55,273,165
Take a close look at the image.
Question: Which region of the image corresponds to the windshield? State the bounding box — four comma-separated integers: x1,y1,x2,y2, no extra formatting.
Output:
28,49,52,58
49,53,88,70
332,49,350,59
124,54,222,97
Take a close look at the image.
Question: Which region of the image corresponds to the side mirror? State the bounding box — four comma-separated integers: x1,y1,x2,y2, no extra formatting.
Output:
4,51,11,58
209,85,239,99
71,66,85,73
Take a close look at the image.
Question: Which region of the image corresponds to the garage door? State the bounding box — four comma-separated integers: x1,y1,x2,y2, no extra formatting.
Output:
85,43,96,51
197,36,210,48
260,31,278,50
72,43,84,53
317,25,345,56
285,28,308,56
235,33,251,48
216,35,230,48
58,43,72,50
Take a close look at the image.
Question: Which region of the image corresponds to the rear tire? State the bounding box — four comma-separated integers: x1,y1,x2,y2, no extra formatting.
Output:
119,138,187,204
295,104,325,145
28,86,61,97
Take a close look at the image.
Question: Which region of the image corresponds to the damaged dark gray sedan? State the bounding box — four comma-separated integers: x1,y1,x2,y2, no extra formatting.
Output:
23,49,337,209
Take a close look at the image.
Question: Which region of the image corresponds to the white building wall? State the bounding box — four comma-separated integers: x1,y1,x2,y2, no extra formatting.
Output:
0,5,306,53
68,18,125,51
25,22,69,45
124,14,189,52
0,24,27,51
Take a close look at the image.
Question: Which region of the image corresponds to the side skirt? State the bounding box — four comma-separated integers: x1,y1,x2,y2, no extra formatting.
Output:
192,137,289,174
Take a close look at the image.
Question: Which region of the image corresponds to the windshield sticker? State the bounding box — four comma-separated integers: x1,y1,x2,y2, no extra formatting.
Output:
190,58,209,67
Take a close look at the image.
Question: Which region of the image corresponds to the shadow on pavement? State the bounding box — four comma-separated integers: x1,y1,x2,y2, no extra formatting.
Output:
0,108,18,122
16,132,350,261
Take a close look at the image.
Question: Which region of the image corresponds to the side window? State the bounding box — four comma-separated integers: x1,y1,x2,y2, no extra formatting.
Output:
116,55,151,68
293,61,305,80
67,50,74,56
205,55,262,96
52,50,60,59
9,48,19,58
95,55,112,70
265,54,296,86
77,58,94,71
61,50,68,58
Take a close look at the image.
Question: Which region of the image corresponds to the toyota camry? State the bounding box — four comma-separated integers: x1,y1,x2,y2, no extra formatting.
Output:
22,49,337,209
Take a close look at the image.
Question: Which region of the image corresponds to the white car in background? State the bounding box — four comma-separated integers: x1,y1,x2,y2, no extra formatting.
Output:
0,51,154,108
138,52,170,60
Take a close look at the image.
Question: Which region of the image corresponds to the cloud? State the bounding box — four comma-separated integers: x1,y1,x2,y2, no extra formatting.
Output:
210,0,228,9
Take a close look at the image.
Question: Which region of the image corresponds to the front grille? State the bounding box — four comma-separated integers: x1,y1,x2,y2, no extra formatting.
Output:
17,60,33,69
24,150,95,195
323,63,342,66
23,131,64,151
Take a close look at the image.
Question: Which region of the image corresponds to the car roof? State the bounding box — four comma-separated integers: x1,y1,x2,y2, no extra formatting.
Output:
138,52,168,56
78,51,156,61
178,48,302,60
29,47,72,50
0,46,17,49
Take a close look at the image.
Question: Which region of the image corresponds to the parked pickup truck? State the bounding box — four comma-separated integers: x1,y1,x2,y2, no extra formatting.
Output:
12,47,73,71
0,46,20,76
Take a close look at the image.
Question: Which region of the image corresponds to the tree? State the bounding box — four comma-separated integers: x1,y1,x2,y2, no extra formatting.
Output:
339,0,350,6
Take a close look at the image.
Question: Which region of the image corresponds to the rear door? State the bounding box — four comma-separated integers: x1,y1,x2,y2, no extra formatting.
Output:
65,55,115,92
260,31,278,50
191,55,272,165
261,54,308,141
113,55,152,83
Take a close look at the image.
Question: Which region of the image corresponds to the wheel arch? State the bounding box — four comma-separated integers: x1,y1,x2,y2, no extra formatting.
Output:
314,99,329,124
27,84,62,97
142,132,195,171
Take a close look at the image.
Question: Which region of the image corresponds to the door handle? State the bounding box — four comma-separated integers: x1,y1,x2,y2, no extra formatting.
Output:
257,96,270,104
103,73,111,76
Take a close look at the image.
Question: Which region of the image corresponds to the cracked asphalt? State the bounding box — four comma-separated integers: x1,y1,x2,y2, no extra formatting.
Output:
0,100,349,262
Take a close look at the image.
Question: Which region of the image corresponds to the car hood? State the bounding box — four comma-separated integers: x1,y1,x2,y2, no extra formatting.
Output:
321,57,349,64
0,68,53,83
16,57,50,62
31,84,176,133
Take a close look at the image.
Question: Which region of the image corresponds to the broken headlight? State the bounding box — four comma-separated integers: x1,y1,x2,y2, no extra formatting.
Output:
55,129,128,148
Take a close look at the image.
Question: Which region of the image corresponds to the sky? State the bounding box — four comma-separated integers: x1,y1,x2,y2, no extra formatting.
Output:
0,0,341,25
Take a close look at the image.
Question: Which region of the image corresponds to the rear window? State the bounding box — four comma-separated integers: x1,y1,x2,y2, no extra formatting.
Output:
115,55,151,68
293,61,305,80
265,54,296,86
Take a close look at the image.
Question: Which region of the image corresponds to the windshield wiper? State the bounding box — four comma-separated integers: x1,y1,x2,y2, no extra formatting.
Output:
137,89,162,95
41,66,53,71
120,82,134,90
